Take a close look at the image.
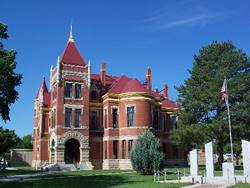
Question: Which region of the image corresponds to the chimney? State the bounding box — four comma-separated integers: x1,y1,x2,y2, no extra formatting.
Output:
146,67,152,91
100,63,106,86
154,88,159,93
164,84,168,98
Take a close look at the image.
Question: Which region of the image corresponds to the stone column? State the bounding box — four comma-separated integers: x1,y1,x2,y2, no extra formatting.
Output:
55,145,65,164
242,140,250,177
205,142,214,177
190,149,198,177
80,146,90,163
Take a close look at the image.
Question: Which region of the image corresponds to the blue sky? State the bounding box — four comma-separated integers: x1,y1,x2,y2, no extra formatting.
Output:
1,0,250,136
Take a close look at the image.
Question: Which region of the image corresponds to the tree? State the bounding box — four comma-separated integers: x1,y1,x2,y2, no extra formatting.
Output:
15,134,33,149
0,126,19,157
0,22,22,121
170,41,250,167
129,129,164,175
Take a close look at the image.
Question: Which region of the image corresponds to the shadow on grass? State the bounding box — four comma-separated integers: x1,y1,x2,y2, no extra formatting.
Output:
0,174,138,188
0,168,39,177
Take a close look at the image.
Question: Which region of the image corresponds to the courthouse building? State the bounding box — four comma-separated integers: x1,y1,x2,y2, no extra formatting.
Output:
32,30,186,169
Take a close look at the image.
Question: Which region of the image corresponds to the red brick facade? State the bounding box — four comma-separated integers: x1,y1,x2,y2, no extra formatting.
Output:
32,32,186,169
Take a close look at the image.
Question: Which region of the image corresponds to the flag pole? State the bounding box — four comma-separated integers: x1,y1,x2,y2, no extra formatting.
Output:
225,78,234,163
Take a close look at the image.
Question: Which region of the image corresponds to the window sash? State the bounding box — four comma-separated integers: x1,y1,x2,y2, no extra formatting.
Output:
127,106,134,127
75,84,82,98
65,83,72,98
122,140,126,159
91,111,97,130
113,141,118,159
74,109,81,128
65,108,72,127
112,108,118,128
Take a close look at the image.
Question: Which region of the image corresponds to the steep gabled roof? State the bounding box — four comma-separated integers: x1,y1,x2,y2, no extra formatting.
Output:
35,78,51,107
60,41,85,66
36,77,48,98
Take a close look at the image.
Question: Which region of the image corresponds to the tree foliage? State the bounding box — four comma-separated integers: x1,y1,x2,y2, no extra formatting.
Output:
15,134,33,149
0,126,19,156
0,22,22,121
170,41,250,167
129,129,164,175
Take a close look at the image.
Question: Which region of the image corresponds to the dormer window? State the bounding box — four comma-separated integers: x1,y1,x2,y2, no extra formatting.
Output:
91,90,97,100
64,82,72,98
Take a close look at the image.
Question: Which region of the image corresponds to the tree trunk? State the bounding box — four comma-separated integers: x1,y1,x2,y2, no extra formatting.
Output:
216,142,224,170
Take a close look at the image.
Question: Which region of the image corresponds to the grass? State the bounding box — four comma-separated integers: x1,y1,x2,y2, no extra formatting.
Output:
0,166,245,188
229,184,250,188
0,167,38,177
0,169,191,188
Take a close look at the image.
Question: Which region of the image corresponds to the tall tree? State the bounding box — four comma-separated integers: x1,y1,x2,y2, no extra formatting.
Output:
0,22,22,121
170,41,250,167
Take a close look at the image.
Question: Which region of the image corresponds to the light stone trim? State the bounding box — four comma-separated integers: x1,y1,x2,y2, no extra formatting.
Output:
63,104,84,113
62,70,88,81
125,104,136,113
57,130,89,148
103,135,138,141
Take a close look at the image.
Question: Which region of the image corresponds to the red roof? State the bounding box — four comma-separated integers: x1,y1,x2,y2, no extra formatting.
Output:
91,74,118,85
162,98,177,109
36,78,48,98
108,76,147,94
36,78,51,107
122,78,147,93
60,41,85,66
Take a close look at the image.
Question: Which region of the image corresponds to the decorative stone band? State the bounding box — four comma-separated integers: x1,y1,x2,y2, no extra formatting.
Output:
103,135,138,141
57,130,89,149
62,70,88,82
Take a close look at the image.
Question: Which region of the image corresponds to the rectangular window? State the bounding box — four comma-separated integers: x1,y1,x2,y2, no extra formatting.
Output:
172,116,177,129
112,108,118,128
75,84,82,99
91,111,97,130
128,140,133,153
153,109,159,130
163,115,166,132
104,109,107,129
64,83,72,98
113,141,118,159
91,91,97,100
122,140,126,159
104,141,107,159
127,106,135,127
52,110,56,128
74,109,81,128
65,108,72,127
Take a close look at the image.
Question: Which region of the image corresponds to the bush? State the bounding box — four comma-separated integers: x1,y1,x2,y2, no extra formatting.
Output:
129,129,164,175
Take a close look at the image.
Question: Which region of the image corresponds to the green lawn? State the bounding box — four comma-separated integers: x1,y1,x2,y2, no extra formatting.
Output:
0,170,191,188
229,184,250,188
0,166,245,188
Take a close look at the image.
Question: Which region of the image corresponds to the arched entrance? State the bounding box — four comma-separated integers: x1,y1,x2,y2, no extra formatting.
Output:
64,138,80,164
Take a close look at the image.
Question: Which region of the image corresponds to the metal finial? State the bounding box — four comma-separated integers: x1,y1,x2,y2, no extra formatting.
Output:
68,22,74,42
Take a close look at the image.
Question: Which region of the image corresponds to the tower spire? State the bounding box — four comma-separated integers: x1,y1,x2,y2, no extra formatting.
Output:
68,23,74,42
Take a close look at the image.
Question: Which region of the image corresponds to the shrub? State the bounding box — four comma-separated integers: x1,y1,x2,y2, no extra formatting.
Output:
129,129,164,175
